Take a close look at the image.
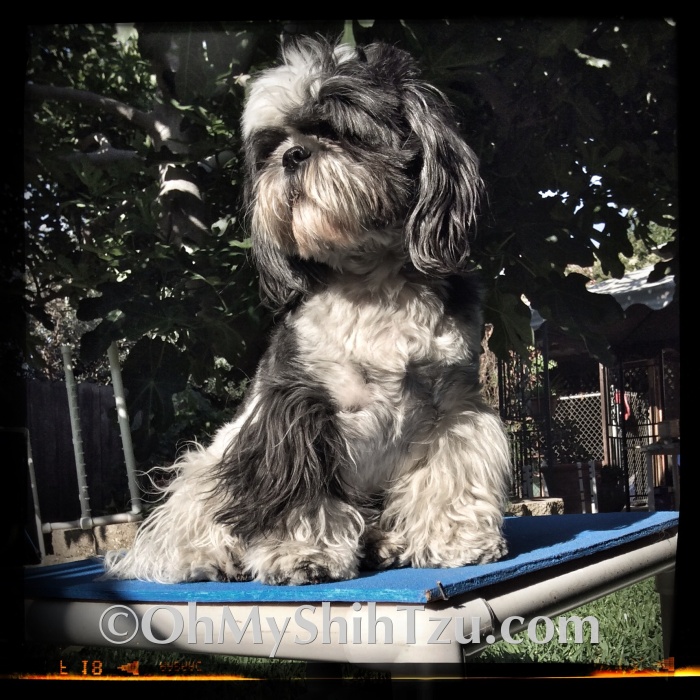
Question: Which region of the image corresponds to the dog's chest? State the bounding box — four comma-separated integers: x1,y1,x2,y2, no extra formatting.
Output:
290,278,474,486
287,276,479,487
294,279,468,377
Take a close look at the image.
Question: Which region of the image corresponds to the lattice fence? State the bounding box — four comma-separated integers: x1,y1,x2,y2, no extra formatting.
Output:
553,393,603,462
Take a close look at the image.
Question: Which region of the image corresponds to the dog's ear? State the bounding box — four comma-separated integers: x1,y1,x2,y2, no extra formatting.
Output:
253,237,327,313
402,84,483,275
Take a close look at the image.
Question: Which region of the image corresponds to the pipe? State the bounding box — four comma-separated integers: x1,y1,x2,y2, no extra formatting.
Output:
3,426,47,559
589,460,599,513
461,531,677,656
61,345,92,527
41,511,144,534
655,569,675,660
107,342,142,514
25,428,47,559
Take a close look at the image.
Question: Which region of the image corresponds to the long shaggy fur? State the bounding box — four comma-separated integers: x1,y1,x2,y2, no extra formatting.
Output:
104,36,512,585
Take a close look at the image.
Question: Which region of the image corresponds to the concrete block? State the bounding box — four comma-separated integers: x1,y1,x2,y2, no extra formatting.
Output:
507,498,565,517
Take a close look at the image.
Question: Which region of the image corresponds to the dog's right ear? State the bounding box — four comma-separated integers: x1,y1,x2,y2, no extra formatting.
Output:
253,238,327,313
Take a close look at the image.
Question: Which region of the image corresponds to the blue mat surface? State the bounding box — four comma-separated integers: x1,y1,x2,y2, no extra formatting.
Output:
25,512,678,605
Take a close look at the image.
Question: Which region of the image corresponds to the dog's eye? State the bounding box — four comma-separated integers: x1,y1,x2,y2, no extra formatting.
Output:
315,121,337,141
297,120,337,142
252,128,286,162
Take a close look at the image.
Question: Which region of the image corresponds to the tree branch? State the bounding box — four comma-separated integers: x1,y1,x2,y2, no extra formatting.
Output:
27,82,196,156
26,82,157,135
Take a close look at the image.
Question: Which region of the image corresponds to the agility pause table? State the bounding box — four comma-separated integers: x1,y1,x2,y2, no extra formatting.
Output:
24,511,678,675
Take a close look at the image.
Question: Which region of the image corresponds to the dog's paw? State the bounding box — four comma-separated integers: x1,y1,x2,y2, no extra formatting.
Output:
262,559,334,586
248,544,360,585
361,528,407,570
476,535,509,564
212,566,254,583
455,535,508,566
406,534,508,569
190,554,252,583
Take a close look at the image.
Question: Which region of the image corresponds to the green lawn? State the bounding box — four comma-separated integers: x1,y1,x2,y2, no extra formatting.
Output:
468,576,664,669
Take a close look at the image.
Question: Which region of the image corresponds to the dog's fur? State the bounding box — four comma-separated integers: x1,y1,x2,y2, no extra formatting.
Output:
104,37,511,585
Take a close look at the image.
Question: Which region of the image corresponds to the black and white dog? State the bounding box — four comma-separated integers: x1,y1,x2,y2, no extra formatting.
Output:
105,37,511,585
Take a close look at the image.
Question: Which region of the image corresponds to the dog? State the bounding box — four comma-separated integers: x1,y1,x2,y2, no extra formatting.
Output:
104,36,512,585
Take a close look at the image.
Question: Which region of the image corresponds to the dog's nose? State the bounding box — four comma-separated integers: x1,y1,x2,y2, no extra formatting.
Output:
283,146,311,172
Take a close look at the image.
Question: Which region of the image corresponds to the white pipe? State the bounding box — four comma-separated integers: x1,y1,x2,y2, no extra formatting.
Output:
4,427,47,559
107,342,142,514
41,511,143,534
25,429,46,559
61,345,92,527
462,531,677,656
655,569,675,660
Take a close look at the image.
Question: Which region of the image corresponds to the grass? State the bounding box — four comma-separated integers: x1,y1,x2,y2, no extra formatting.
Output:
468,576,665,669
14,578,665,681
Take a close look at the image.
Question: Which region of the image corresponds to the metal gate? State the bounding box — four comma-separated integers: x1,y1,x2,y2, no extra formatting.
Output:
498,347,603,503
500,343,679,509
602,349,680,508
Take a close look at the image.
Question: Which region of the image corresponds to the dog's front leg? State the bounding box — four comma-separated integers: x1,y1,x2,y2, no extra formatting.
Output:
102,438,252,583
378,402,511,568
242,497,365,585
213,379,365,584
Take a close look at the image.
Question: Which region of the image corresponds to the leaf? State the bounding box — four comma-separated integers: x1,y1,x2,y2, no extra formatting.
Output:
485,288,534,360
537,20,586,56
227,237,252,249
80,319,122,362
647,258,675,285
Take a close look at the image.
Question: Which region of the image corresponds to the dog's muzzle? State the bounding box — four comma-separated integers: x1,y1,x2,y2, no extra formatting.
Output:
283,145,311,173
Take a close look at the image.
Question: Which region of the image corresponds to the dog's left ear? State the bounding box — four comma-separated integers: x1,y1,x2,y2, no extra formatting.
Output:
402,84,483,276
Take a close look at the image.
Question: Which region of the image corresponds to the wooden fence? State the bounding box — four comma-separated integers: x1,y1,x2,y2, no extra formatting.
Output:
26,379,130,523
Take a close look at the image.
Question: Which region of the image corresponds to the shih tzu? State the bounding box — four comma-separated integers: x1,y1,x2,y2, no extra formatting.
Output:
104,37,511,585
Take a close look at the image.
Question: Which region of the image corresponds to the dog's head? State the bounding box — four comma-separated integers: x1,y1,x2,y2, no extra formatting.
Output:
242,36,483,310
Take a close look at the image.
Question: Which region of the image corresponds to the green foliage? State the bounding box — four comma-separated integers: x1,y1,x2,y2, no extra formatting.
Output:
375,19,677,361
568,222,676,282
23,20,678,461
24,23,275,457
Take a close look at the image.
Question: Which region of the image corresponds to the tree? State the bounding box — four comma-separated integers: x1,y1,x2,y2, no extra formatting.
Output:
22,20,678,461
24,23,280,459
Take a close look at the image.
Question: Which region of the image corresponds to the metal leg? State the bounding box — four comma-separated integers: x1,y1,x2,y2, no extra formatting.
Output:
646,452,656,512
655,568,675,661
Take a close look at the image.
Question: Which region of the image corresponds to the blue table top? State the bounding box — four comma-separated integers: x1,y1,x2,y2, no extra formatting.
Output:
24,511,678,605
